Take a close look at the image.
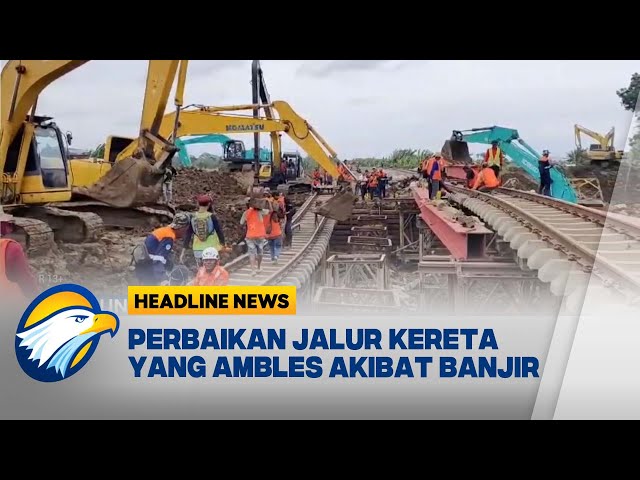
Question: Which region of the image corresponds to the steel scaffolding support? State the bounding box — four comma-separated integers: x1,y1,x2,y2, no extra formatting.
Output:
326,253,389,289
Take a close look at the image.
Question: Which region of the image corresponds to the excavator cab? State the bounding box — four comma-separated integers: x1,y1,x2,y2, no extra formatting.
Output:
223,140,246,161
282,152,303,180
2,116,73,205
442,131,472,164
221,140,252,172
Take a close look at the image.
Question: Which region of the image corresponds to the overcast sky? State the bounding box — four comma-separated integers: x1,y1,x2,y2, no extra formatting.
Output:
2,60,638,159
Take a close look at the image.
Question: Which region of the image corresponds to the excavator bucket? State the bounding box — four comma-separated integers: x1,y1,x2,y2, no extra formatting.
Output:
73,157,165,208
442,139,472,164
314,190,355,222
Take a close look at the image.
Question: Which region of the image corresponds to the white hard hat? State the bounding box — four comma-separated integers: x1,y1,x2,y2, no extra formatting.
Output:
202,247,220,261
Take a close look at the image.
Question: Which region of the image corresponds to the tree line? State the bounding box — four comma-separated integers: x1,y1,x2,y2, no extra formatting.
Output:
344,74,640,170
179,74,640,173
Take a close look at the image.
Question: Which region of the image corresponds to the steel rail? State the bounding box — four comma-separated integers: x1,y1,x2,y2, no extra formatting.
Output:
449,185,640,299
224,192,319,273
224,192,338,288
261,215,328,286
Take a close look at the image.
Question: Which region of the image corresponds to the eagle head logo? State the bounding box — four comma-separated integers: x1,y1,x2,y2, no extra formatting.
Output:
15,284,119,383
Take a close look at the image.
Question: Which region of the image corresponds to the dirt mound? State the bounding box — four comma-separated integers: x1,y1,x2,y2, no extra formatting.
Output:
566,163,640,205
173,168,247,207
171,168,249,248
500,169,538,192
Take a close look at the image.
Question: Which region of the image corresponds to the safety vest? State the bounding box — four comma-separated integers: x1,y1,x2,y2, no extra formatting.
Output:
245,208,266,240
428,159,443,181
193,265,229,286
192,211,220,252
264,209,282,239
0,239,27,299
487,147,502,167
474,168,500,189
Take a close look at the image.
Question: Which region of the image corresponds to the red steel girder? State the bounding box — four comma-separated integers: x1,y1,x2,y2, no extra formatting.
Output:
413,186,492,260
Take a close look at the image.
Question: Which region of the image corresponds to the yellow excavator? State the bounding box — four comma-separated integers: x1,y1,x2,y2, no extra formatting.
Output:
72,102,357,217
0,60,187,252
574,124,624,165
70,59,356,220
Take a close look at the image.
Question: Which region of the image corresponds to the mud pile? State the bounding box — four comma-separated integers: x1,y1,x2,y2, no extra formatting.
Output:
567,163,640,205
172,168,247,207
171,168,250,247
500,170,538,192
29,230,143,296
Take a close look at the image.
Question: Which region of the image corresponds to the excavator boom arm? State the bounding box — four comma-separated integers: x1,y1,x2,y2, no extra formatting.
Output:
0,60,88,173
117,101,342,178
455,126,578,203
136,60,188,157
574,124,613,149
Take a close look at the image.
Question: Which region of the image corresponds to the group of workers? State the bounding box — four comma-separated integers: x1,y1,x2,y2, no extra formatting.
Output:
419,140,554,198
133,188,296,286
357,167,389,200
239,188,295,276
1,143,558,298
311,160,357,190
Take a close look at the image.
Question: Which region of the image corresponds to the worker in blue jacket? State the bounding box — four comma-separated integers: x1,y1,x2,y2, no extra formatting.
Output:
538,150,553,197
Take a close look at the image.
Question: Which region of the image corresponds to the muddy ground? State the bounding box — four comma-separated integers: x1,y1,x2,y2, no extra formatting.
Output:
28,161,640,296
29,169,311,294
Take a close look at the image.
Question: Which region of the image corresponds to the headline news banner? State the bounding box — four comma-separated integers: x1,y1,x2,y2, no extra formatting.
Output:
121,286,540,379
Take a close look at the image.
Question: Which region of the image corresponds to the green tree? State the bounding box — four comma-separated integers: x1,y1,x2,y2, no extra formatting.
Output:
617,73,640,169
565,147,589,166
616,73,640,113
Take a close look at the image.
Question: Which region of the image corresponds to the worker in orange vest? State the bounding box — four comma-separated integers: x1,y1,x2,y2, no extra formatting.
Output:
463,165,478,188
240,197,270,276
472,164,501,192
368,168,379,199
190,247,229,286
133,212,191,285
0,207,39,301
484,141,505,177
425,152,446,199
312,168,322,188
263,192,284,264
420,156,432,183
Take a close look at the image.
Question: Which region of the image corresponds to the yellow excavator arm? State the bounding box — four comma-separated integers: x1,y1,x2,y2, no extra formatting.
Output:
116,100,343,179
72,60,189,207
574,124,615,149
1,59,189,208
0,60,88,174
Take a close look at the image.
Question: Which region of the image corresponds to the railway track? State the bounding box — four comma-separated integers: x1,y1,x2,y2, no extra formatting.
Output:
446,186,640,303
226,192,336,287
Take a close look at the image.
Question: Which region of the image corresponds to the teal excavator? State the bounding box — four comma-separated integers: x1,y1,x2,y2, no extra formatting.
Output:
174,134,271,168
442,126,579,204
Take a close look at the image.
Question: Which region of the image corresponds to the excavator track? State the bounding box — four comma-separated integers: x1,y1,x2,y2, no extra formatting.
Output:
8,216,55,255
25,206,103,243
50,201,174,229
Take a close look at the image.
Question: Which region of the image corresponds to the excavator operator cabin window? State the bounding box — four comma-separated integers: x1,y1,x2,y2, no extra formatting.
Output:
34,127,68,189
